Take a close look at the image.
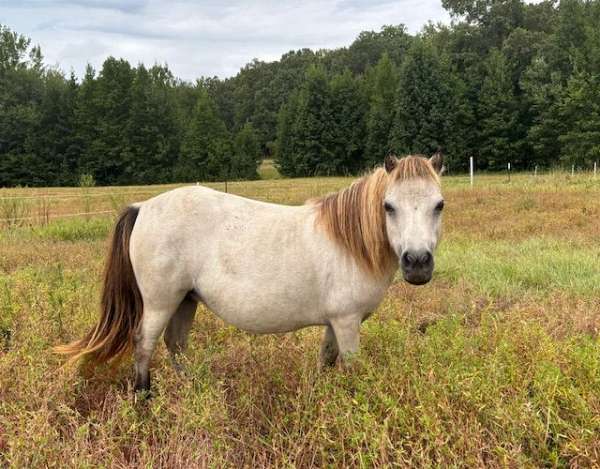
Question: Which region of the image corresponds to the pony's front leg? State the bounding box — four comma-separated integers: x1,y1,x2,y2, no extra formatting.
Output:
329,316,361,365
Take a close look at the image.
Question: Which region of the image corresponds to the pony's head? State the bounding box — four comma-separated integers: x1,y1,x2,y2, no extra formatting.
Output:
383,153,444,285
314,153,444,284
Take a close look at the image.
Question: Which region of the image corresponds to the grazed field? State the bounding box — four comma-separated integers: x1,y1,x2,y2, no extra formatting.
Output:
1,171,599,467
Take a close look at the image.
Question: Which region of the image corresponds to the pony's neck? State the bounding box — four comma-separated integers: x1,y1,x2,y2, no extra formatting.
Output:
314,169,396,278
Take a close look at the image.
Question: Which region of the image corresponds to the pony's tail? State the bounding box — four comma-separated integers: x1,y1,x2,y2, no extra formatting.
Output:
54,206,143,366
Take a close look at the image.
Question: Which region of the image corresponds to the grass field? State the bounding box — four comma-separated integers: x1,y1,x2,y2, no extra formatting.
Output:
1,169,599,467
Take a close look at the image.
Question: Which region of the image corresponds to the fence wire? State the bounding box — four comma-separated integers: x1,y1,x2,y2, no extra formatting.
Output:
0,209,115,225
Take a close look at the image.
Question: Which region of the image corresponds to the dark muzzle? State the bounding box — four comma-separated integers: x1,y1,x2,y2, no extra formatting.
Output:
401,249,434,285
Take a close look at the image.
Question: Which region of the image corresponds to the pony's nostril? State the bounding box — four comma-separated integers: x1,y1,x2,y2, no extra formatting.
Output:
403,250,433,269
420,251,432,265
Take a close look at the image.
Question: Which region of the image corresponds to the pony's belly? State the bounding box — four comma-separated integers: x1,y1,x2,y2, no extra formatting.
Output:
194,246,326,333
196,274,325,334
205,301,323,334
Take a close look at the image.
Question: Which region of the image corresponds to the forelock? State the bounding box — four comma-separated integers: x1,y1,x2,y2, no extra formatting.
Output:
390,155,440,186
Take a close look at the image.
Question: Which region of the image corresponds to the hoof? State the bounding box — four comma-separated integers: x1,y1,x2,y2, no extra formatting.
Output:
320,358,338,369
134,371,151,398
133,386,153,402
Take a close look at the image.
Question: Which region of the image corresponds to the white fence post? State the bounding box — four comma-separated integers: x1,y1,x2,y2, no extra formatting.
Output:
470,156,474,187
534,165,538,177
571,165,575,177
594,161,597,179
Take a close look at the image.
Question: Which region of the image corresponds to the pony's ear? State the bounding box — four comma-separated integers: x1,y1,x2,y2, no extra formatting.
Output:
384,154,397,173
429,151,444,175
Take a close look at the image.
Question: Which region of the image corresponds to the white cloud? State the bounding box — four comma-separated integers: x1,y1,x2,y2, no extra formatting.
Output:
2,0,451,80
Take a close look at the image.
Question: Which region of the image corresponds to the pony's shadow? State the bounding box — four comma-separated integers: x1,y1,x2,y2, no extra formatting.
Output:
198,336,334,433
68,363,135,418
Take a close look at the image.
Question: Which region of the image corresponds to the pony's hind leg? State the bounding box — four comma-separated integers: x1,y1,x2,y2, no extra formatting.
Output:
320,325,339,367
164,297,197,372
134,296,183,394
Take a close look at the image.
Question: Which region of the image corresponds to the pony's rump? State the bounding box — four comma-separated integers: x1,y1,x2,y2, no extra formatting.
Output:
54,205,143,365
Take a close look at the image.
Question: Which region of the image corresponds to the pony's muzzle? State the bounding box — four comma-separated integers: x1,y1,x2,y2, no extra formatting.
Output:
400,249,434,285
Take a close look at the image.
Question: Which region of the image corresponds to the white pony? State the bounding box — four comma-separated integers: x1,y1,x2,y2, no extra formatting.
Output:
56,154,444,393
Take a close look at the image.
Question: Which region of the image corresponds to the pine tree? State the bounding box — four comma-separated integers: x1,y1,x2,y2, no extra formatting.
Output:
521,57,565,168
31,70,80,185
388,41,454,157
328,69,367,174
95,57,134,184
290,65,334,176
74,64,100,181
124,64,179,184
365,53,397,167
0,25,45,186
275,91,300,177
177,87,232,182
558,70,600,167
477,48,521,170
75,57,135,185
232,122,260,179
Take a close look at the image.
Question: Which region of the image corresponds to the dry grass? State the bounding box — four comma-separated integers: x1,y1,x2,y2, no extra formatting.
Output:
1,171,599,467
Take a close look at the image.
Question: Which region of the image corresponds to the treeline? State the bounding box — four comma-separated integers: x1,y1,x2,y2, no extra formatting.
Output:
0,36,261,186
1,0,600,186
276,0,600,175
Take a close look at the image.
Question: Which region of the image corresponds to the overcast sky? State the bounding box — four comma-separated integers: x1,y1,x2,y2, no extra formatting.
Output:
2,0,452,81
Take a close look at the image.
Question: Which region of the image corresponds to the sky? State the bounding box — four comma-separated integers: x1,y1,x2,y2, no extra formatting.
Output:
2,0,452,81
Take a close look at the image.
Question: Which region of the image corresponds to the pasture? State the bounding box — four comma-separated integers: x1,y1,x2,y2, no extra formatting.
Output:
0,170,599,467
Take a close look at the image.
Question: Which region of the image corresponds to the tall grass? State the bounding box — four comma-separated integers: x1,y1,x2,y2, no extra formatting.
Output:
437,237,600,297
0,173,599,466
34,218,112,242
0,197,31,228
258,159,281,180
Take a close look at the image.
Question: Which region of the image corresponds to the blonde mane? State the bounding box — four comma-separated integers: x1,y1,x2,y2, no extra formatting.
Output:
313,155,440,278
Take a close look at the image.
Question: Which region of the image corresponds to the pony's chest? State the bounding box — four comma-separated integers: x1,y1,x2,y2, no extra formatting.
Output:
321,269,391,318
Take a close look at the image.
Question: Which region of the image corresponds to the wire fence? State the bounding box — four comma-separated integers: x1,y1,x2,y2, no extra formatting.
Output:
0,209,115,225
0,190,163,201
0,166,598,229
0,190,166,229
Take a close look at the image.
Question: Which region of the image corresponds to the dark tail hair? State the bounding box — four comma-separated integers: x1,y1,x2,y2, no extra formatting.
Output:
54,206,143,365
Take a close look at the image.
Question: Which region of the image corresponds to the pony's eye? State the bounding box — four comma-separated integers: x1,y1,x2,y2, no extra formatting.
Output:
383,202,395,214
435,200,445,212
